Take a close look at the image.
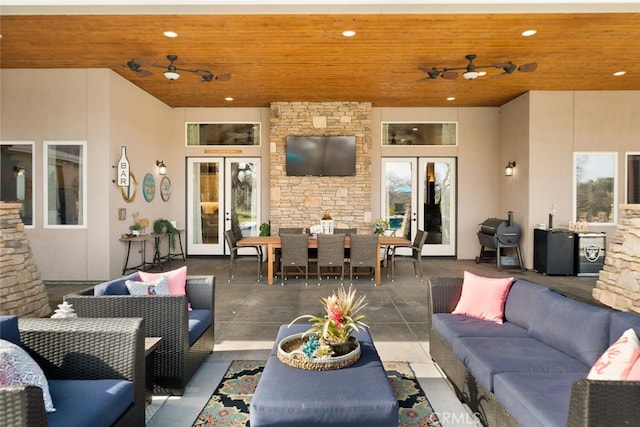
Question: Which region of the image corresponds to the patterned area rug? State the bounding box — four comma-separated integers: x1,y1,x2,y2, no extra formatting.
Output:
193,360,441,426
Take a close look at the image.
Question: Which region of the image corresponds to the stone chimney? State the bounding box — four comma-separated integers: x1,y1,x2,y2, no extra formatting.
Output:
0,201,51,317
592,204,640,314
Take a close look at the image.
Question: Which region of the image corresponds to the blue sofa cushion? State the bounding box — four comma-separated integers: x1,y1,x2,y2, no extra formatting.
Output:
609,311,640,345
504,280,554,330
453,337,589,391
493,372,585,427
94,272,140,296
47,379,133,427
433,314,529,344
0,315,20,346
528,290,610,366
188,310,211,346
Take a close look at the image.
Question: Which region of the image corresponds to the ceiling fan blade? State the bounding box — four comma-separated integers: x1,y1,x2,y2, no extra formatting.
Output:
491,62,511,68
132,57,153,67
441,71,458,80
136,69,153,77
518,62,538,72
416,76,432,82
214,73,232,81
490,72,507,80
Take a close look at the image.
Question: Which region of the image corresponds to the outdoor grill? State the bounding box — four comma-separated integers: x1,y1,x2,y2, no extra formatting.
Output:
476,211,524,270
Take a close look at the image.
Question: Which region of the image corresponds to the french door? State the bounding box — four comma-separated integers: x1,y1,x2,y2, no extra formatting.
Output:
381,157,456,256
186,157,261,255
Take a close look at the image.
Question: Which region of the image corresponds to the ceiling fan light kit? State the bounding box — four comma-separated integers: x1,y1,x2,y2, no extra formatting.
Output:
124,54,230,83
419,53,536,82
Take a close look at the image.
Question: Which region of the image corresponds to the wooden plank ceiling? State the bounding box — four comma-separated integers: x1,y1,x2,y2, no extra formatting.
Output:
1,12,639,108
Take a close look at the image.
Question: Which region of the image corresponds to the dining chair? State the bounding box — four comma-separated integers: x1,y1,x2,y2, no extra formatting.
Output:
388,229,428,281
334,228,357,260
224,229,262,282
316,233,346,285
349,234,379,284
280,233,309,285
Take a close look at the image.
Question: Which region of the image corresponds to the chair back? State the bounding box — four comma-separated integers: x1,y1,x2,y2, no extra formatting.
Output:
278,227,305,235
317,233,346,266
224,229,238,249
281,233,309,266
412,230,428,255
350,234,379,268
334,228,357,236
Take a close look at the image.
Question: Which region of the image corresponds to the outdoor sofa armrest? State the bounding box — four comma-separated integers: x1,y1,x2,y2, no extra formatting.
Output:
428,277,463,318
0,385,48,427
567,379,640,427
1,317,145,427
185,275,215,310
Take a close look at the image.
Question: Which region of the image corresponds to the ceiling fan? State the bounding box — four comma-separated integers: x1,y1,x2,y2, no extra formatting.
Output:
418,54,537,81
123,54,231,83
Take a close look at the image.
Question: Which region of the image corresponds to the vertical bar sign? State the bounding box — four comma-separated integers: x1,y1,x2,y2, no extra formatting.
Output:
118,146,130,187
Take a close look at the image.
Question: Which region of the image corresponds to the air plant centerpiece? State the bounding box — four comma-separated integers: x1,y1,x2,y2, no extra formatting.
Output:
289,285,368,358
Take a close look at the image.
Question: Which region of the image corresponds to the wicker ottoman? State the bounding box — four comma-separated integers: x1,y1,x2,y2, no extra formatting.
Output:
250,324,398,427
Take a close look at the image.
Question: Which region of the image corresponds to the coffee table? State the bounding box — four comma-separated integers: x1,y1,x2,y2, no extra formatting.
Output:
250,324,398,427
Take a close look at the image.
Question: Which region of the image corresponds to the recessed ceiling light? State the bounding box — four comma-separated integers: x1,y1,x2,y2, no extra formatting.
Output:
163,31,178,38
613,71,626,77
446,97,456,101
342,30,356,37
521,29,537,37
225,97,234,102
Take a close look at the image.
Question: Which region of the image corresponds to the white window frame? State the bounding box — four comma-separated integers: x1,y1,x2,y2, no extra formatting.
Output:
43,140,88,229
1,141,35,228
573,151,617,225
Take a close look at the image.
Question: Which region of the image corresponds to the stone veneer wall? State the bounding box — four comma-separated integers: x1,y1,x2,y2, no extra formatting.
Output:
269,102,373,233
593,204,640,314
0,202,51,317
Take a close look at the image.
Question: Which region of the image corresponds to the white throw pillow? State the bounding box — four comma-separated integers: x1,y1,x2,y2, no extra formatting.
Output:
125,276,169,295
587,328,640,380
0,339,56,412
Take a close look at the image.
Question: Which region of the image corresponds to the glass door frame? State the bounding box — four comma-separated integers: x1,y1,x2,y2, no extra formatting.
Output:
381,157,457,257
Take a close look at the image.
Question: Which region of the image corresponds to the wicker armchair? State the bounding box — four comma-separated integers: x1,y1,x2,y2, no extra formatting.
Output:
0,317,145,427
64,275,215,395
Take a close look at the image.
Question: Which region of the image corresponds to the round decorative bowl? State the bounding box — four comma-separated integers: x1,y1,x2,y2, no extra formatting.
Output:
277,332,361,371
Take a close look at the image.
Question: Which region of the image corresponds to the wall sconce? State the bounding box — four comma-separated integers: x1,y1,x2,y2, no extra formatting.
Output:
156,160,167,175
505,161,516,177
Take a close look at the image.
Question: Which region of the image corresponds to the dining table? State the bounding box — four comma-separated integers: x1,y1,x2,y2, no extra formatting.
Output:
237,234,412,285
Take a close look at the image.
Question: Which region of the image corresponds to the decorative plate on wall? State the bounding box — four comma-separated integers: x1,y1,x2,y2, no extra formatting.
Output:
160,176,171,202
143,173,155,202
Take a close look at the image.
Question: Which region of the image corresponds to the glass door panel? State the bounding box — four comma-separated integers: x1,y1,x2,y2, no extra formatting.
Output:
419,158,456,256
224,159,261,238
187,158,224,255
382,158,418,256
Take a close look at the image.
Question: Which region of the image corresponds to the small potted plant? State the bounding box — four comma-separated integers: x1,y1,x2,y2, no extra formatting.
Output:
289,285,368,357
373,218,389,235
153,218,179,249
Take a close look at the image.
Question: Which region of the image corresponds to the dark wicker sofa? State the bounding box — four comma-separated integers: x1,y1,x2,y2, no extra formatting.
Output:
428,277,640,427
65,274,215,395
0,316,145,427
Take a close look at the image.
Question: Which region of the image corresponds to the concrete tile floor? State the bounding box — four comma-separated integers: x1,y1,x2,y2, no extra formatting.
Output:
45,257,598,426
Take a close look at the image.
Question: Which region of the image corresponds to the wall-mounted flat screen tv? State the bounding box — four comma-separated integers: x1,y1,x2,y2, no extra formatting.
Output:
286,135,356,176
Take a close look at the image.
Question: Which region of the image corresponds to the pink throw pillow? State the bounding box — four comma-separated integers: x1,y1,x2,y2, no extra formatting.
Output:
139,266,187,295
587,328,640,380
452,271,514,324
626,356,640,381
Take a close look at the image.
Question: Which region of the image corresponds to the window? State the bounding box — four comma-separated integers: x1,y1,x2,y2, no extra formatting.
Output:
382,122,457,146
574,152,617,224
0,142,34,226
626,152,640,204
44,141,87,228
186,123,260,146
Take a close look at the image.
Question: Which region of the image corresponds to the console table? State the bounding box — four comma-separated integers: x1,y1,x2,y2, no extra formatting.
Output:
119,234,158,275
250,324,398,426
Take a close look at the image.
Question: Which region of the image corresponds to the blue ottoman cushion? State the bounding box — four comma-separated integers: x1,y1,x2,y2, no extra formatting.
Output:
250,324,398,427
